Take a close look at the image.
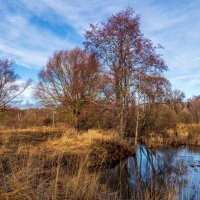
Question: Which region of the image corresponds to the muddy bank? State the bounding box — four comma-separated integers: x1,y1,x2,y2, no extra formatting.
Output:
39,140,136,170
88,140,135,169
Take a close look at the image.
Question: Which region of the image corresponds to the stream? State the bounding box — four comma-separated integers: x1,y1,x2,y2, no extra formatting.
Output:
101,145,200,199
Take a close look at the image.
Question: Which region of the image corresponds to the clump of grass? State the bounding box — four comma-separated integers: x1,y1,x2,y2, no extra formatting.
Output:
42,129,135,169
186,124,200,145
43,129,115,155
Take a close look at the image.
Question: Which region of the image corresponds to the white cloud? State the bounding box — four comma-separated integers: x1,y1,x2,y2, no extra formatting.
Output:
1,0,200,98
169,72,200,98
0,7,77,68
15,0,133,33
0,0,134,69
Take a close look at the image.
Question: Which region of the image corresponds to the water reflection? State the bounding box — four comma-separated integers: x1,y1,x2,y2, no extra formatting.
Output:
101,145,200,199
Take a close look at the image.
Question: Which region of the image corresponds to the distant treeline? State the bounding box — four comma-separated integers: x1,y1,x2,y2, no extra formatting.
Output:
1,95,200,134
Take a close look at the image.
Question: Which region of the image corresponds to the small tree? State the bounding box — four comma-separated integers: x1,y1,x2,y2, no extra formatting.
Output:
35,48,106,130
188,96,200,123
0,58,30,112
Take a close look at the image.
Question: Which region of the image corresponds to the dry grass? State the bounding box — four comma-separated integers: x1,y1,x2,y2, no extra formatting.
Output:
141,123,200,147
0,126,65,146
39,129,135,169
0,150,117,200
0,127,189,199
43,129,115,155
0,127,132,200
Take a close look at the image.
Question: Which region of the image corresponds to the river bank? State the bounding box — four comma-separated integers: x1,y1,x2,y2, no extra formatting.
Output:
0,127,135,199
0,128,135,169
141,124,200,147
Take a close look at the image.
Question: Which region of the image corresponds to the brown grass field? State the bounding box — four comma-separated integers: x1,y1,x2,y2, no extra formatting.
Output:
0,127,135,200
0,125,198,199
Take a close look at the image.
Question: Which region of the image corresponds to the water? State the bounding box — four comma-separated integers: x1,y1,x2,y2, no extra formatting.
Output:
101,145,200,199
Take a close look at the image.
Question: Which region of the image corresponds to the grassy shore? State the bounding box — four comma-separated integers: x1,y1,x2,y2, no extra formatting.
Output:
141,124,200,147
0,127,135,200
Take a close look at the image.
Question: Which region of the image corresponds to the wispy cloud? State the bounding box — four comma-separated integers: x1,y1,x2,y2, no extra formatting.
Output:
17,0,133,32
0,0,133,68
132,0,200,98
0,0,200,98
0,2,78,68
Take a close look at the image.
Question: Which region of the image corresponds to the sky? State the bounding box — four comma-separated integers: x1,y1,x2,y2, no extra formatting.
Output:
0,0,200,106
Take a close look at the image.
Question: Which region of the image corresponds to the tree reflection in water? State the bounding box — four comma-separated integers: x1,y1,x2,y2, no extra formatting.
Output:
101,145,200,199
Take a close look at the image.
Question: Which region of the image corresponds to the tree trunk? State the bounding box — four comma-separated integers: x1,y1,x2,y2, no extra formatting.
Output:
135,72,141,145
116,75,124,139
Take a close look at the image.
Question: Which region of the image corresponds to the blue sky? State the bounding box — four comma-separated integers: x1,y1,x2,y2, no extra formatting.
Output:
0,0,200,105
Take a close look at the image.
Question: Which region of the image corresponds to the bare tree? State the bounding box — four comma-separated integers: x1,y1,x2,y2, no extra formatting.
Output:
0,58,30,112
166,89,185,112
85,8,167,139
188,95,200,123
35,48,106,130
